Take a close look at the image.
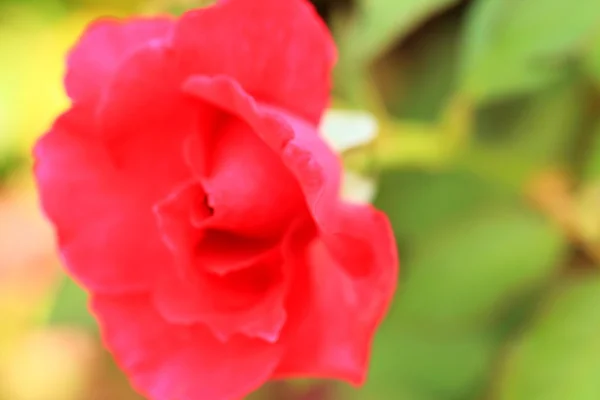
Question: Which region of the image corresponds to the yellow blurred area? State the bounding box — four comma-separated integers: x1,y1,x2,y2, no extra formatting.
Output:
0,7,119,154
0,0,206,152
0,4,145,399
1,328,98,400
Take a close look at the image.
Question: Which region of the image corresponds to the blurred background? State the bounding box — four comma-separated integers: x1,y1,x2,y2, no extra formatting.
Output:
1,0,600,399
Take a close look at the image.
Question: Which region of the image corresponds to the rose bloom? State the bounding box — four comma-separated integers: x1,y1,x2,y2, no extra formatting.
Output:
33,0,398,399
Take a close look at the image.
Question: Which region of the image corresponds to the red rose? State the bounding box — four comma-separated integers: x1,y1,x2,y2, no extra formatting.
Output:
34,0,398,399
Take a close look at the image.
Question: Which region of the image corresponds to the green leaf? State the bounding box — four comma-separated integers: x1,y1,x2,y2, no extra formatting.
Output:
460,0,600,102
340,0,461,66
395,207,567,330
343,311,498,400
385,8,462,122
584,33,600,86
496,277,600,400
583,121,600,181
379,331,497,399
462,80,586,186
47,275,97,331
375,169,516,246
0,151,24,185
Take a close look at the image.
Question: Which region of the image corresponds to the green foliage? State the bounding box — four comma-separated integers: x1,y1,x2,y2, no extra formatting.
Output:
375,169,515,244
463,79,587,186
585,34,600,86
584,122,600,181
366,165,569,398
0,152,24,185
460,0,600,102
497,277,600,400
47,275,98,332
383,8,462,122
397,207,567,331
341,0,461,66
345,327,498,400
327,0,600,397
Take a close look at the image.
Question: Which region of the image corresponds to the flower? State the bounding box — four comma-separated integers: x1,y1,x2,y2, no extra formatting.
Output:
33,0,398,399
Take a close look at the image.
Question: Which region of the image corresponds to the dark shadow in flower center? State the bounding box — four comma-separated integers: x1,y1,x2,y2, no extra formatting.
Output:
194,227,279,277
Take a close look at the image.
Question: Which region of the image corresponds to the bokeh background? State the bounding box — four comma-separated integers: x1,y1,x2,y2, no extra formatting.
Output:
1,0,600,399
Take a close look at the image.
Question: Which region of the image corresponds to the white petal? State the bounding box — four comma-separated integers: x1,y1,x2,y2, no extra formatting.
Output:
320,110,378,153
341,171,377,204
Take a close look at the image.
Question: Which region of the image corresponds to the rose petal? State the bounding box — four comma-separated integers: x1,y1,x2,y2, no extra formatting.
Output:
185,117,307,239
275,208,397,384
153,249,287,343
183,75,398,383
174,0,336,124
153,183,311,343
97,43,202,203
36,44,211,294
183,76,341,231
152,181,211,274
34,106,172,293
154,181,280,277
92,293,283,400
66,17,175,104
183,77,392,277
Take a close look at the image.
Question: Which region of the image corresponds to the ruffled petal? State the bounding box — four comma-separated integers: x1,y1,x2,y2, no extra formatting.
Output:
153,182,309,343
33,106,172,293
174,0,336,124
153,250,287,343
182,75,398,383
274,207,398,384
184,116,306,239
183,75,342,230
92,293,283,400
66,17,174,104
152,181,210,273
153,181,280,276
36,44,208,294
97,43,204,203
